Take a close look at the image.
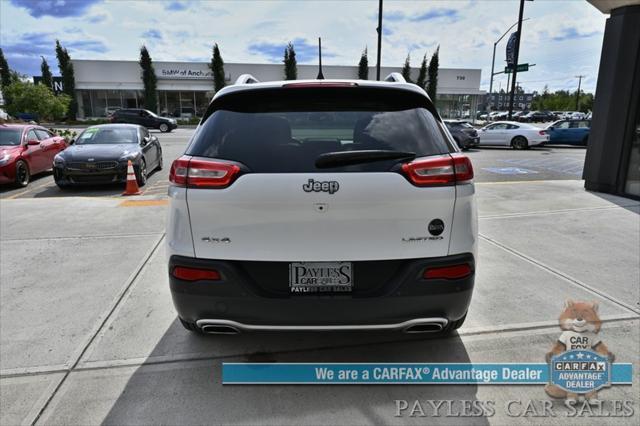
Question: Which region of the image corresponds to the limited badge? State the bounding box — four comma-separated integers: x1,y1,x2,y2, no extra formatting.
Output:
428,219,445,236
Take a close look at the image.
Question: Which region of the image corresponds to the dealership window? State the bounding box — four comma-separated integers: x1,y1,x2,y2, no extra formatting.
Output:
436,94,479,122
195,91,210,116
105,90,122,114
166,91,180,117
122,91,140,109
179,91,195,117
79,90,93,117
92,90,107,117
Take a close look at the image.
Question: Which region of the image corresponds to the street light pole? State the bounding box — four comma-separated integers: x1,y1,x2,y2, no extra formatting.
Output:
508,0,526,120
488,18,529,110
575,75,585,111
376,0,383,81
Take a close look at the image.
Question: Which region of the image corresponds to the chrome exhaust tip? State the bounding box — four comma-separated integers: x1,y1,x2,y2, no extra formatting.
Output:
403,321,445,333
201,324,240,334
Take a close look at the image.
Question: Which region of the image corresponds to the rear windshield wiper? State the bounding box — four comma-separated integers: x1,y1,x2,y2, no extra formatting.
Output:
315,150,416,169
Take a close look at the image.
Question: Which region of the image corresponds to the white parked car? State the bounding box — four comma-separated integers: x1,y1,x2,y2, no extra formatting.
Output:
568,111,586,120
167,74,478,335
489,111,508,121
478,121,550,149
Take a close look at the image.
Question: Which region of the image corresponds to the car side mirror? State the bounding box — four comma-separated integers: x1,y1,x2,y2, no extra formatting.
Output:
27,139,40,146
142,137,150,146
69,139,75,145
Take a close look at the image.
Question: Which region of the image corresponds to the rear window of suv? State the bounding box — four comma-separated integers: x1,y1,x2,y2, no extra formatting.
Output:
186,87,452,173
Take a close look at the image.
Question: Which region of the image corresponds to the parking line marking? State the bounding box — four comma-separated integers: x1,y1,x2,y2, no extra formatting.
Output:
480,234,640,315
118,199,168,207
1,232,163,243
479,204,640,219
475,179,578,185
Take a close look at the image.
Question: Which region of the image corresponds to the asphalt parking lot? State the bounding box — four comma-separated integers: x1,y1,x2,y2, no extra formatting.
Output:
1,127,638,425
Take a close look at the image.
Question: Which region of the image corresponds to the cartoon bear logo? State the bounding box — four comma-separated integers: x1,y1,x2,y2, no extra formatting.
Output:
544,299,615,403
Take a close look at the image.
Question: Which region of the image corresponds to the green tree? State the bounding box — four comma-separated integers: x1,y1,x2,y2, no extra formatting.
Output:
283,42,297,80
139,45,158,112
210,43,226,92
55,41,77,119
427,46,439,105
416,54,428,89
4,80,70,121
357,48,369,80
40,56,53,89
0,47,12,88
531,89,594,113
401,54,412,83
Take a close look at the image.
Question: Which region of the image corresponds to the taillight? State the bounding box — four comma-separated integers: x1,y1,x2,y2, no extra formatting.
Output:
172,266,221,281
450,153,474,182
423,264,472,280
169,157,189,186
169,156,241,189
538,130,547,136
401,154,473,186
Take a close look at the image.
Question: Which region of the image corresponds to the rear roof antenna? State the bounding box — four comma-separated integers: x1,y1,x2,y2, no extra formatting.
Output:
317,37,325,80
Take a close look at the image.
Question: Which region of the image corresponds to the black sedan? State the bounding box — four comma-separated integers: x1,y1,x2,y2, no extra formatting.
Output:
518,111,556,123
443,120,479,150
53,124,162,188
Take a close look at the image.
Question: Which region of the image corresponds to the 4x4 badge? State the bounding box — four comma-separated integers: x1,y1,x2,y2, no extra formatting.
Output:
302,179,339,194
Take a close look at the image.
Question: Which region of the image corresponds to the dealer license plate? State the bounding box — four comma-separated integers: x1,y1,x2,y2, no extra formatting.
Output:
289,262,353,293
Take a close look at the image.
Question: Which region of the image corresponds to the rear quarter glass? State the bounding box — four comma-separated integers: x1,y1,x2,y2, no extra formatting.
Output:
186,87,454,173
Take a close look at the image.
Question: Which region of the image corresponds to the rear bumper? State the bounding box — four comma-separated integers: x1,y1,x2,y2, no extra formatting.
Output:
529,138,549,147
169,253,475,329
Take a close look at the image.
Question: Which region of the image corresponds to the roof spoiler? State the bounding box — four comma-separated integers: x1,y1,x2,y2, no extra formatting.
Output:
235,74,260,85
384,72,406,83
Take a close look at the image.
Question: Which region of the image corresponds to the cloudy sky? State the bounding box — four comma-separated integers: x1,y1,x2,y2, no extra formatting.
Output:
0,0,606,93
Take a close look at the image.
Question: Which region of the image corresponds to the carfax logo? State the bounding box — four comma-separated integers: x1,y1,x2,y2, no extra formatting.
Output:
545,300,615,403
550,350,610,394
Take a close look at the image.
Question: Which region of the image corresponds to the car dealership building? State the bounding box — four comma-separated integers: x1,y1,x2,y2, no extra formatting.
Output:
70,59,484,121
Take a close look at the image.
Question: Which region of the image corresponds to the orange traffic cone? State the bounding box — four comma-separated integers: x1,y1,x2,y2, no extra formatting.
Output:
122,160,141,196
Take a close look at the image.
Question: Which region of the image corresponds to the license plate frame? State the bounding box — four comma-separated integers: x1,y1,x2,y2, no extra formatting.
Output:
289,261,353,294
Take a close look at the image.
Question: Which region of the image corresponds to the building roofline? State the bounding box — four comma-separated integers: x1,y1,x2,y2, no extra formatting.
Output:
69,58,481,72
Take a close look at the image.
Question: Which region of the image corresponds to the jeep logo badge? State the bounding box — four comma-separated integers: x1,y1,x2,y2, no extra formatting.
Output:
428,219,445,236
302,179,339,194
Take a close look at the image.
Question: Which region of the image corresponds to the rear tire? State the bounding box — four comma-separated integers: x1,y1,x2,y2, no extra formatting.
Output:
15,160,30,187
582,135,588,146
179,318,203,333
512,136,528,150
442,313,467,335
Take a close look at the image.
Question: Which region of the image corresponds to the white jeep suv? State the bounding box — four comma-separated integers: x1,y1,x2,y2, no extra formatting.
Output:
167,74,477,335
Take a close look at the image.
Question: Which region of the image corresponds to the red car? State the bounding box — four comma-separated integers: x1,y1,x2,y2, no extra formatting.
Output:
0,124,68,187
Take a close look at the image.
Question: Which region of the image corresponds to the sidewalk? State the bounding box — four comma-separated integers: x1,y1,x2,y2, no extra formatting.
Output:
1,180,638,425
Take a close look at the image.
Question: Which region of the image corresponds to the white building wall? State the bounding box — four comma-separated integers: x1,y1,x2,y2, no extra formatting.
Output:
72,60,483,95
